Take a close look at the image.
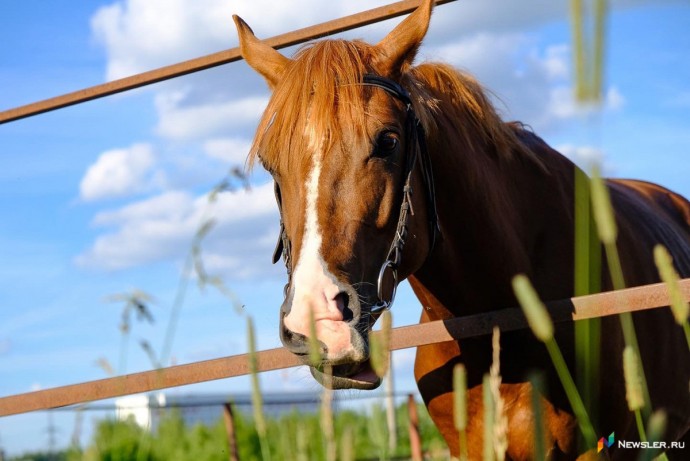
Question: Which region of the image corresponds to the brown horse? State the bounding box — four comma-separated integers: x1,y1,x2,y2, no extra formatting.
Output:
233,1,690,459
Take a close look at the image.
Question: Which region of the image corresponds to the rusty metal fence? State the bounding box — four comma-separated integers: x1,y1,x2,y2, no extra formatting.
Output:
1,0,690,421
1,279,689,416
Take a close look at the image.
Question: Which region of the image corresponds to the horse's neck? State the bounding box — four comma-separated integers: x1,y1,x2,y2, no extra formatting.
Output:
411,130,577,318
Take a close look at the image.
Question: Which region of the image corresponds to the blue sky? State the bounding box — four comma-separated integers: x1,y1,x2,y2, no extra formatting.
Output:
1,0,689,455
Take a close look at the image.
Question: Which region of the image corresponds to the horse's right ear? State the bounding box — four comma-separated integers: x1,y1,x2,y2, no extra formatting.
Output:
233,15,291,89
375,0,433,78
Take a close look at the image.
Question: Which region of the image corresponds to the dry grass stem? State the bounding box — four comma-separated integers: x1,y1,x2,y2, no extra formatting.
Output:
490,327,508,461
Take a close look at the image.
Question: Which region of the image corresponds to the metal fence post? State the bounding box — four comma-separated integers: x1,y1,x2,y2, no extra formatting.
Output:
407,394,422,461
223,403,240,461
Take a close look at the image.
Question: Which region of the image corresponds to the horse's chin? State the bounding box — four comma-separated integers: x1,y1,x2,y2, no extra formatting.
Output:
310,360,382,390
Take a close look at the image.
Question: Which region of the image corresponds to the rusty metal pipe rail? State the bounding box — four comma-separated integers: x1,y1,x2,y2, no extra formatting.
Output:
1,279,688,417
0,0,457,124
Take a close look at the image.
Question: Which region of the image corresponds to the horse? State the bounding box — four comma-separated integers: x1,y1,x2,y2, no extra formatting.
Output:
233,1,690,458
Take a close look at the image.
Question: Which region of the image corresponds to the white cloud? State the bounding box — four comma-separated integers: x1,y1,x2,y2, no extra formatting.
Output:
90,0,668,82
203,137,252,164
557,144,605,167
82,0,655,275
548,85,626,120
89,0,645,145
91,0,235,81
76,182,282,279
556,144,617,175
90,0,394,81
155,92,268,141
429,33,559,129
430,35,626,131
542,44,569,80
91,190,194,227
80,143,160,201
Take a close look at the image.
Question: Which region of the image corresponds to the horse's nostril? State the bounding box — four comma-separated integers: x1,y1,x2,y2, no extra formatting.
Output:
335,291,354,322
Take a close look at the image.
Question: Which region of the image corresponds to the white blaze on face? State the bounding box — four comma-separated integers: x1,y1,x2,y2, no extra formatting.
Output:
282,136,355,360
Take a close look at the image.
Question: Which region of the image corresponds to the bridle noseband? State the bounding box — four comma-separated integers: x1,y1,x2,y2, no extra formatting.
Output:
271,73,439,313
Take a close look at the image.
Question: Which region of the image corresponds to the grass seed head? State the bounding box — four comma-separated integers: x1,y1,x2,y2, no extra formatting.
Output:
654,244,689,325
512,275,554,342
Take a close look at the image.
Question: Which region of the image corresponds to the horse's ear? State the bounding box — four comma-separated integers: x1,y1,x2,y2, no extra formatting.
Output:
233,15,291,89
375,0,433,77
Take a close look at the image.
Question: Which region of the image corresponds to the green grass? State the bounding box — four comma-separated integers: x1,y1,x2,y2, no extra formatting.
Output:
59,400,446,461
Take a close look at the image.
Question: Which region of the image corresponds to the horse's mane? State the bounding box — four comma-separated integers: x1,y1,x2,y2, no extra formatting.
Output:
407,63,534,162
247,39,533,172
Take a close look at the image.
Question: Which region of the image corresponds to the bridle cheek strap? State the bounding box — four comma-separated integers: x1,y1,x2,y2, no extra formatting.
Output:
272,181,292,298
362,74,439,313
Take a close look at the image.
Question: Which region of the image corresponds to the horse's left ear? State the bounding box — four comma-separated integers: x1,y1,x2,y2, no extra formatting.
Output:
375,0,434,77
233,15,291,89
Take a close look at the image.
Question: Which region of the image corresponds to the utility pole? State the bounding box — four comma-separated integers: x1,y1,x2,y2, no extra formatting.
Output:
71,408,84,449
45,411,58,460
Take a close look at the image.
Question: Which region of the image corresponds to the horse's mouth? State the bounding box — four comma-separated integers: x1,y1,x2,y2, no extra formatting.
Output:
309,359,382,390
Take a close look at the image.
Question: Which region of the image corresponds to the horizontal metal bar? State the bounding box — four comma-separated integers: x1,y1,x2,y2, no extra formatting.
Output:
1,279,687,417
0,0,457,124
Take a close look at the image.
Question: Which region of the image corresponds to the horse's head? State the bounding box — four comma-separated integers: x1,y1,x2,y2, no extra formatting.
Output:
234,0,437,389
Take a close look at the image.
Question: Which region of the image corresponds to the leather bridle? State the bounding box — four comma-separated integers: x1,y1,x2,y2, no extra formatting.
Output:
271,73,439,313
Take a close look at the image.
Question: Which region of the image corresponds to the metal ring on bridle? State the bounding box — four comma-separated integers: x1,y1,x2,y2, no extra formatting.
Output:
372,260,398,314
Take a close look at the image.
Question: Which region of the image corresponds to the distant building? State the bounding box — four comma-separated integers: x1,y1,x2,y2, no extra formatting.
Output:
115,393,166,430
115,392,336,431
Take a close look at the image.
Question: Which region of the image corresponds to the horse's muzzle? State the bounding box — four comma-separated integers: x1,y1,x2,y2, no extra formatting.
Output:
278,284,383,389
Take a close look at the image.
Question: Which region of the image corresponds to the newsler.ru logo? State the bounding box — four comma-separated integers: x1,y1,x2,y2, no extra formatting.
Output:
598,432,685,452
618,440,685,449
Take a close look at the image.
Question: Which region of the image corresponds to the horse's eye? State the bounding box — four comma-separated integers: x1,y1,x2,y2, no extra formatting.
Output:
373,131,400,158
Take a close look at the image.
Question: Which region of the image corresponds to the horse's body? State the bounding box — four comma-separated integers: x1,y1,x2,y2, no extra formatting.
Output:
234,1,690,458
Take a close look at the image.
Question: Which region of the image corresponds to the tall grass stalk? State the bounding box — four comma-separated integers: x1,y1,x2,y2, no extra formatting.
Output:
118,327,130,376
369,312,396,454
528,373,547,461
307,305,322,367
320,364,336,461
590,166,652,415
573,168,601,437
385,359,398,453
370,311,392,378
569,0,607,103
160,249,194,367
490,327,508,461
296,420,309,461
482,374,495,461
654,244,690,350
512,274,597,448
279,420,294,461
569,0,586,101
453,364,469,461
247,316,271,461
161,179,248,367
622,346,646,442
570,0,609,442
639,411,669,461
107,290,155,375
593,0,607,102
371,403,390,461
340,426,355,461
